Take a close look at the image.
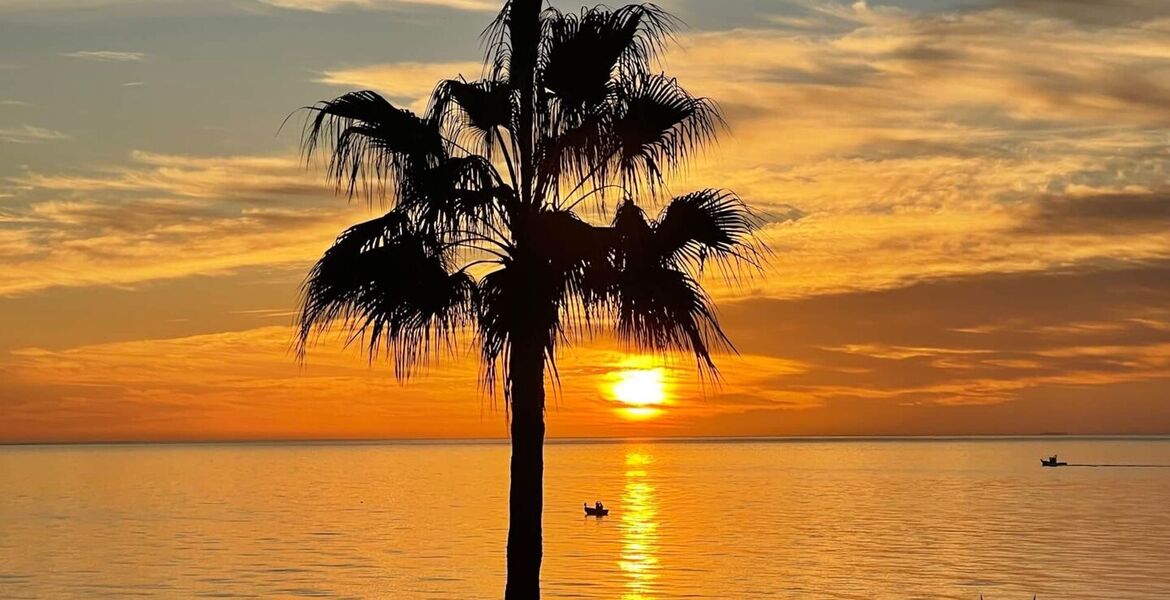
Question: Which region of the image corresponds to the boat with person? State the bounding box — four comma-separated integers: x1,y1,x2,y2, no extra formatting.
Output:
584,501,609,516
1041,454,1068,467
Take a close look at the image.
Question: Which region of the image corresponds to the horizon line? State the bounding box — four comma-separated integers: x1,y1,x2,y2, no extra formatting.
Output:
4,432,1170,447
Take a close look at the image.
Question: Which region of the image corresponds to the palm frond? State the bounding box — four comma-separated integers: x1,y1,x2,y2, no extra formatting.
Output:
519,209,603,267
537,71,722,208
476,261,559,397
612,73,723,191
296,210,476,379
615,265,728,372
478,208,618,395
609,199,732,373
653,189,764,278
539,3,677,112
400,155,511,238
527,209,616,332
429,78,515,157
536,107,614,206
302,90,446,204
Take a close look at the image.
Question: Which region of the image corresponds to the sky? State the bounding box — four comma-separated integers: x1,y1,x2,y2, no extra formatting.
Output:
2,0,1170,442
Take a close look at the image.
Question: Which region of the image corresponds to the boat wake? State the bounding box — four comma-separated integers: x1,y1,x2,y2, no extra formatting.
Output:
1065,463,1170,468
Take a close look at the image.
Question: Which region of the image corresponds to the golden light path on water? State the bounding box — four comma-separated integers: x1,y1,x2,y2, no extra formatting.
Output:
620,451,660,600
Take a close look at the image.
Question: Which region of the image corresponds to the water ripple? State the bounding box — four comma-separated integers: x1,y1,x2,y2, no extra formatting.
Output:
2,438,1169,598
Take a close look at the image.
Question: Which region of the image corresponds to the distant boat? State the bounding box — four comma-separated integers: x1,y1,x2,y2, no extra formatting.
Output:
584,503,609,516
1041,454,1068,467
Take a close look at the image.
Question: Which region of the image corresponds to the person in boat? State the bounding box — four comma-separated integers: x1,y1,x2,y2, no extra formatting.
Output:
595,500,604,511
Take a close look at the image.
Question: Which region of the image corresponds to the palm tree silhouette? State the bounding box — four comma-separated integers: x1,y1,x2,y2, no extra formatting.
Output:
294,1,761,597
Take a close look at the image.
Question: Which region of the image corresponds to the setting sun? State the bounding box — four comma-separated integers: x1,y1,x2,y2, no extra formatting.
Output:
609,368,668,420
611,369,666,407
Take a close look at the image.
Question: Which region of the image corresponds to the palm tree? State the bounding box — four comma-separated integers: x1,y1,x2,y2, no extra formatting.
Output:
293,1,761,598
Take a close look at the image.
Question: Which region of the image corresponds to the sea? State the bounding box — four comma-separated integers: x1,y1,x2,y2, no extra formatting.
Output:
2,437,1169,599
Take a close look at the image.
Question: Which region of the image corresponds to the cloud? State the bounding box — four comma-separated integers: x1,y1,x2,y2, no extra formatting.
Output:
0,0,494,15
1017,193,1170,236
316,61,482,113
0,151,366,296
674,5,1170,130
0,321,815,442
5,262,1170,442
0,124,70,144
61,50,147,62
641,1,1170,299
719,262,1170,411
0,0,177,9
297,2,1170,303
4,0,1169,304
15,150,323,198
259,0,498,12
6,0,1170,441
1002,0,1170,27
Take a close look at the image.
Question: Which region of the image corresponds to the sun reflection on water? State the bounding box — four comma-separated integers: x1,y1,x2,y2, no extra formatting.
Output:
619,451,659,600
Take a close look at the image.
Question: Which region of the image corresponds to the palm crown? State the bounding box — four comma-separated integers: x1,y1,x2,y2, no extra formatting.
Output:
293,2,761,596
295,1,761,389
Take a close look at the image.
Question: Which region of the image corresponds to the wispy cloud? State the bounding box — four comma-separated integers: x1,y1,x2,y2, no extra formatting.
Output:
1016,193,1170,236
712,263,1170,425
316,61,481,113
0,124,70,144
0,151,362,295
61,50,147,62
259,0,498,12
1,99,28,106
1005,0,1170,26
647,0,1170,298
0,0,165,10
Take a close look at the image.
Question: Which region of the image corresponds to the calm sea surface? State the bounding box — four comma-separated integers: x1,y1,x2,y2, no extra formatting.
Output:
2,437,1169,599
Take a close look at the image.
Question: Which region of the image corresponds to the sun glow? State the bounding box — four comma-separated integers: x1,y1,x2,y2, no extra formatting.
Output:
612,369,666,406
609,368,668,420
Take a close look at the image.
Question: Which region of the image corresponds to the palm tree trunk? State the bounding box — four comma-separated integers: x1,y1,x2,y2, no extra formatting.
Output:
504,337,545,600
507,0,541,205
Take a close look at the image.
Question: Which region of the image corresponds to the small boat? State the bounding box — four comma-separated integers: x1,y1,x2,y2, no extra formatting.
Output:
584,503,609,517
1041,454,1068,467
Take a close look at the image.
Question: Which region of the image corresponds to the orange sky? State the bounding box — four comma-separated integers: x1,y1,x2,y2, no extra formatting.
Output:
3,0,1170,442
